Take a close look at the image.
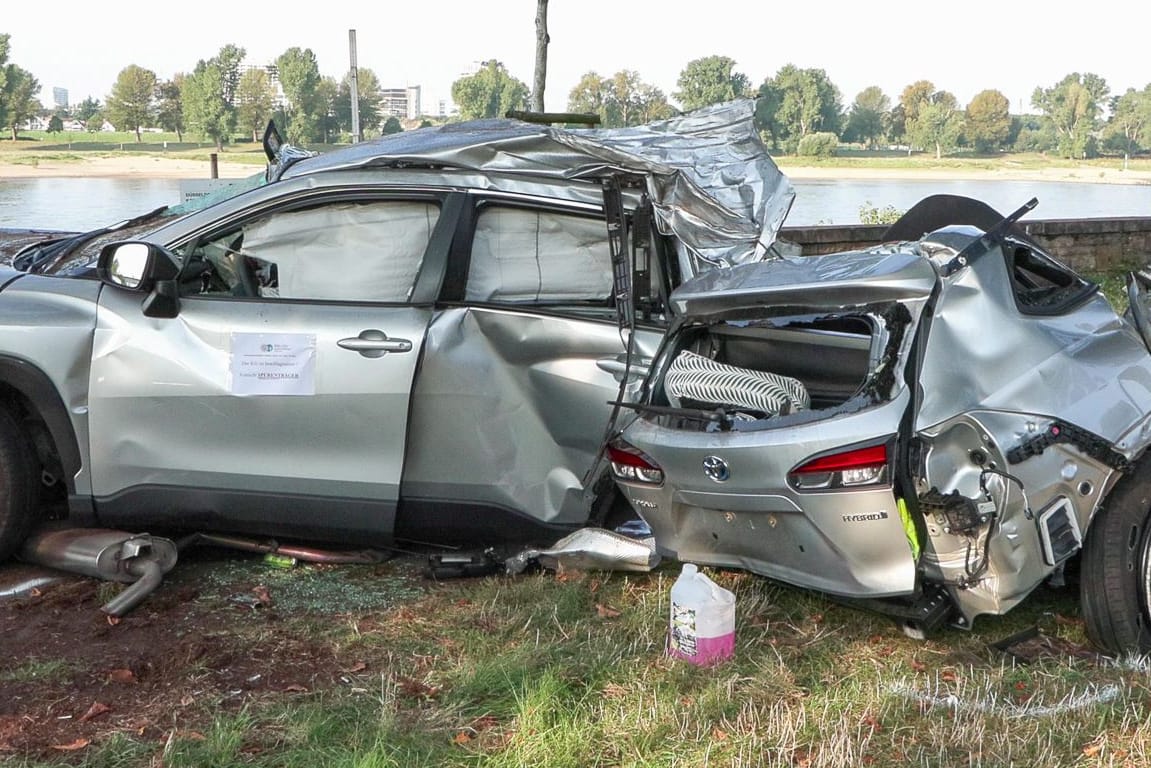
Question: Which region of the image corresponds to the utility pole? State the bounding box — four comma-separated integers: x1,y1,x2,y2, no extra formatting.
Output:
349,29,361,143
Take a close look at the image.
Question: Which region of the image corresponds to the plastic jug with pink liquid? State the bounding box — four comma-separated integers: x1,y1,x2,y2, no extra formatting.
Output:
668,563,735,665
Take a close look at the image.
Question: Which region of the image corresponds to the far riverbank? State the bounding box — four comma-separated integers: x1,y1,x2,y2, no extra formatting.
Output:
3,153,1151,185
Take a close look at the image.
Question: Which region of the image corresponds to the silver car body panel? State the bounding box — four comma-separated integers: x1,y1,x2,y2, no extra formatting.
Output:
88,288,429,530
0,272,99,496
916,235,1151,450
403,306,662,524
620,388,917,597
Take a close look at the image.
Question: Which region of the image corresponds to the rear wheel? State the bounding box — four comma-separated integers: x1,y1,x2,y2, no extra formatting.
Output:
0,405,38,562
1080,472,1151,653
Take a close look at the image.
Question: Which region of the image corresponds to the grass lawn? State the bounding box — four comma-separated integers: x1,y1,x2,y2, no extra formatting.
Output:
3,548,1148,768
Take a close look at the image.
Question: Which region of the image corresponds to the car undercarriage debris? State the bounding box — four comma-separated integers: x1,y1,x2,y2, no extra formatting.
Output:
19,526,178,616
504,527,660,575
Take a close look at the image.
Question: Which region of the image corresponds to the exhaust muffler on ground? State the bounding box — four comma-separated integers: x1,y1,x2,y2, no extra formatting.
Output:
19,527,178,616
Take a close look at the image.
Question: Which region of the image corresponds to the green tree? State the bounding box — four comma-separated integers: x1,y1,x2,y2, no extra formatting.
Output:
754,80,784,149
335,68,382,136
567,70,672,127
184,60,231,150
47,113,63,133
106,64,157,141
895,80,936,145
843,86,889,149
315,76,340,143
275,47,324,143
767,64,842,152
965,89,1011,153
0,34,9,130
568,71,609,119
74,96,101,124
184,45,247,150
451,60,529,120
236,67,277,142
382,116,403,134
1106,86,1151,158
2,65,40,141
156,76,185,142
85,110,104,132
907,93,963,158
674,55,749,111
1032,73,1110,159
215,44,245,105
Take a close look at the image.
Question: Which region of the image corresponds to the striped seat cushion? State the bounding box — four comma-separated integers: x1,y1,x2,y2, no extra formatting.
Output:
665,350,810,416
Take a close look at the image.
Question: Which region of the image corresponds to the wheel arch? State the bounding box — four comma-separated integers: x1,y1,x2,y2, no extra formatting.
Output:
0,355,82,496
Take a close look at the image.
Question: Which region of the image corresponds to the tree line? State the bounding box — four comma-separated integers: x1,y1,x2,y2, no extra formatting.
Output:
3,32,1150,160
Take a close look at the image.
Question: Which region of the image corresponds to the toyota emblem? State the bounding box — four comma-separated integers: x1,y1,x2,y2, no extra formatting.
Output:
702,455,730,482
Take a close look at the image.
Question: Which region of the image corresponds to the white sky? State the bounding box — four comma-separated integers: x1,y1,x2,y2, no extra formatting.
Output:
5,2,1150,117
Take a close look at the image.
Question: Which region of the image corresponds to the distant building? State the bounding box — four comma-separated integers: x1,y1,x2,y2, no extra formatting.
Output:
52,87,68,110
381,86,421,120
237,64,286,109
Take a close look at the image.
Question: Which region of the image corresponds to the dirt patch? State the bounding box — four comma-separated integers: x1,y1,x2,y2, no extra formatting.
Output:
0,547,435,759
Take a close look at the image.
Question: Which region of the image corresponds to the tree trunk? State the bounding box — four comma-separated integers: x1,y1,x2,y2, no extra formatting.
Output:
531,0,548,113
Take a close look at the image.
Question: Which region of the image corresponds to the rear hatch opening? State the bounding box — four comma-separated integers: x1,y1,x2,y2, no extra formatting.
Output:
645,305,911,431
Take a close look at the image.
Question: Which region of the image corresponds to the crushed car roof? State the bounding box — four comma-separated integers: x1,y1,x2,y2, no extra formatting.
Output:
277,100,794,269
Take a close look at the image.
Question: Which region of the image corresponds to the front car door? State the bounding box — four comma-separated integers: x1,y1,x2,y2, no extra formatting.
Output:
88,190,459,544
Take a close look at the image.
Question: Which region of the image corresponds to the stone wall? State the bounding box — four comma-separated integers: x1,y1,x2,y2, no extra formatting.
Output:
779,217,1151,273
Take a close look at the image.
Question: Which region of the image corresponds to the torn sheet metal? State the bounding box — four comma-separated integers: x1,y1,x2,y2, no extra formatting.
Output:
276,100,793,269
505,527,661,574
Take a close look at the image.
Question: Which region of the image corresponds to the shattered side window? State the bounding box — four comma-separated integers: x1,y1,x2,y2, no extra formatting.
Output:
465,206,612,304
1005,239,1096,316
179,200,440,303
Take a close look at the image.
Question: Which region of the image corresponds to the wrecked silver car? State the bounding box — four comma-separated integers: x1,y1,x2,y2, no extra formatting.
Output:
0,102,793,565
612,194,1151,654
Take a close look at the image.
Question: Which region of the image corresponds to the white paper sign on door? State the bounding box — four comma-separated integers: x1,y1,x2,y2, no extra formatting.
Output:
230,333,316,396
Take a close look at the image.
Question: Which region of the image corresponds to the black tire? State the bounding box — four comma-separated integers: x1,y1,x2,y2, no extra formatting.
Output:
1080,471,1151,653
0,405,38,562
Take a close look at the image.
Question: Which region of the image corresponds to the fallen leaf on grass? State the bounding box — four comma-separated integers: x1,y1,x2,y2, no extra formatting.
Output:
711,727,728,741
78,702,110,723
1083,742,1103,758
51,739,90,751
179,695,195,707
909,659,927,672
252,585,273,606
940,669,958,683
595,603,621,619
107,668,136,684
347,661,367,673
453,731,473,745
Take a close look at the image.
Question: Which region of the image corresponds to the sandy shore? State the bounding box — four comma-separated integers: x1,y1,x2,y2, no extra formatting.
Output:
2,154,1150,185
0,155,258,180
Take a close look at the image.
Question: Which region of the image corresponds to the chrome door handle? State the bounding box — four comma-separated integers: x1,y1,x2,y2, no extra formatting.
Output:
338,329,413,358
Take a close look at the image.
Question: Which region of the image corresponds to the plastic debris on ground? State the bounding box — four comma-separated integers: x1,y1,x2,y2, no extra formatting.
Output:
504,527,660,575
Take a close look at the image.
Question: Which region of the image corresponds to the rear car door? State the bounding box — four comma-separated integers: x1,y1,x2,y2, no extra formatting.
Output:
87,191,459,543
398,193,670,538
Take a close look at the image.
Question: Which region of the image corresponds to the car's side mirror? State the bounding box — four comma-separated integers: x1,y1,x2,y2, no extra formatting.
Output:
97,241,181,318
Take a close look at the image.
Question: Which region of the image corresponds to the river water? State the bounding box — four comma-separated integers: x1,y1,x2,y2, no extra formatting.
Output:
0,175,1149,232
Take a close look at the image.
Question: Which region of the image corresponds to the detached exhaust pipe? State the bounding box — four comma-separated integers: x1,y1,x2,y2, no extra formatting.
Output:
19,527,178,617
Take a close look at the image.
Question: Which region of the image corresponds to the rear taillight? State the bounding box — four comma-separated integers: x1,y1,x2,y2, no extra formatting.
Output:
608,441,664,485
788,443,889,491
